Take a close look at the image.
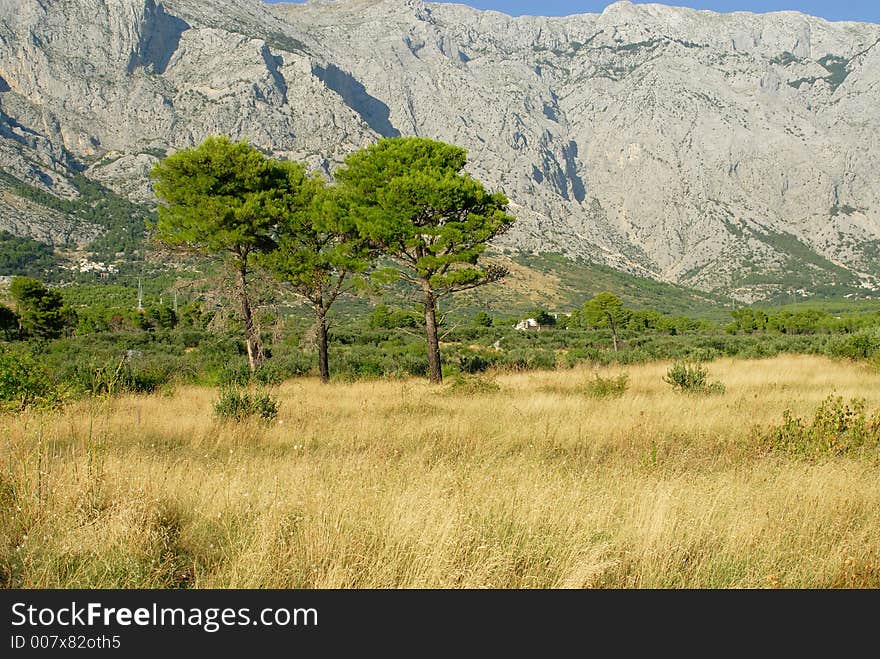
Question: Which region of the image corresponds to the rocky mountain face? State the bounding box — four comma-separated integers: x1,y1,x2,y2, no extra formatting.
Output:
1,0,879,300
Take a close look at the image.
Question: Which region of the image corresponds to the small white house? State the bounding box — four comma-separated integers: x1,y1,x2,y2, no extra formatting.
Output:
514,318,541,331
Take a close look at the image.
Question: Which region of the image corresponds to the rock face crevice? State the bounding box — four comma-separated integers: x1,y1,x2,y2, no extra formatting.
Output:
310,62,400,138
127,0,190,75
0,0,879,299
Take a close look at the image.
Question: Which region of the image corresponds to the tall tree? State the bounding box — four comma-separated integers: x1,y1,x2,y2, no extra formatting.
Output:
0,304,18,341
151,136,294,372
582,292,629,352
260,174,371,383
336,137,515,383
9,276,72,340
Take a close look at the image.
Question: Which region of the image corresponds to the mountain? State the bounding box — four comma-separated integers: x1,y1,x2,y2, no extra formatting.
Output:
1,0,879,301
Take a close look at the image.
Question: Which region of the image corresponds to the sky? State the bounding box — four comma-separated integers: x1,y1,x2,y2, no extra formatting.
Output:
266,1,880,24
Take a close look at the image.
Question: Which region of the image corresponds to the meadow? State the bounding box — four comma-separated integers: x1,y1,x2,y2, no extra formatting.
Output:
2,354,879,589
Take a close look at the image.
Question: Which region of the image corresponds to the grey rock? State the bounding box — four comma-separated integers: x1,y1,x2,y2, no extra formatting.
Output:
1,0,878,299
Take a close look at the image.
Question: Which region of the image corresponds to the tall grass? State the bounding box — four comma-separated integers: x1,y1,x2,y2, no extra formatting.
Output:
2,355,879,588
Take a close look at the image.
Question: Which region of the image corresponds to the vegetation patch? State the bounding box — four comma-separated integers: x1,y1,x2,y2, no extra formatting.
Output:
443,374,501,396
0,232,63,279
213,387,279,423
0,347,63,411
663,361,725,395
760,395,880,459
584,373,629,398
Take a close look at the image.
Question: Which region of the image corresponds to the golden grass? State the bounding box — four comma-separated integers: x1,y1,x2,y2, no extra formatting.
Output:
2,354,879,588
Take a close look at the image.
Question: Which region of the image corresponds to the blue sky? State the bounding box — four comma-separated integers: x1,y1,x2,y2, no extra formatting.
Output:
266,1,880,23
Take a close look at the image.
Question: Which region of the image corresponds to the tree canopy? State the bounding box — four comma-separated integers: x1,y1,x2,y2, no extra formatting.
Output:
150,136,307,371
581,292,628,351
9,276,72,340
259,176,372,382
336,136,515,382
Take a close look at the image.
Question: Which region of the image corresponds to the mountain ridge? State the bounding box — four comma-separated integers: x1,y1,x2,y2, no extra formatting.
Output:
1,0,878,301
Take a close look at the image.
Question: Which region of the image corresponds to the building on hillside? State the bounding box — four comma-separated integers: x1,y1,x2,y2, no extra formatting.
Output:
514,318,542,331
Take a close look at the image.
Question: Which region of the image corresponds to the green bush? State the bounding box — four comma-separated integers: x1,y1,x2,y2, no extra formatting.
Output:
825,329,880,360
760,395,880,459
0,348,62,410
78,356,177,396
499,348,557,372
457,351,498,374
252,361,289,386
444,374,501,396
585,373,629,398
212,387,279,423
663,361,725,394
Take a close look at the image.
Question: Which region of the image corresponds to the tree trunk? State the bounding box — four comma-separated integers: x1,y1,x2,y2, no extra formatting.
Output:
422,283,443,384
315,305,330,383
610,320,619,352
235,261,263,372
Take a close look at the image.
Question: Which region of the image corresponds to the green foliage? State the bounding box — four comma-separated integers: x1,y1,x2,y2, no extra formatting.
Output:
530,308,557,327
663,361,725,394
258,175,372,381
212,387,279,423
444,374,500,396
9,276,75,340
761,395,880,459
0,170,152,263
581,292,627,328
259,177,370,298
496,348,558,372
336,136,515,382
65,355,178,397
456,349,498,374
825,328,880,360
366,304,422,329
83,356,171,396
581,291,628,350
0,347,61,410
585,373,629,398
336,137,515,293
728,308,768,333
0,305,17,341
0,232,62,278
328,342,429,380
151,136,298,370
472,311,494,327
150,136,288,258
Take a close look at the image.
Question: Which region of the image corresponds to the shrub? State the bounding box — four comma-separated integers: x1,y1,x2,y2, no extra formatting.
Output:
444,374,500,396
81,355,175,396
499,348,557,372
457,351,497,374
87,358,130,396
253,361,288,386
213,361,252,387
760,395,880,459
0,348,61,410
663,361,725,394
585,373,629,398
563,348,600,368
825,329,880,360
212,387,279,423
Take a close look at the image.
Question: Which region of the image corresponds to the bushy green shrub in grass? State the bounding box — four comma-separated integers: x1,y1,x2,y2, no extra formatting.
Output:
213,387,279,423
585,373,629,398
0,348,61,410
663,361,725,394
444,374,501,396
761,395,880,458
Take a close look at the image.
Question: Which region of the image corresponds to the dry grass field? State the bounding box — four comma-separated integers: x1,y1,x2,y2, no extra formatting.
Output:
2,354,879,588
